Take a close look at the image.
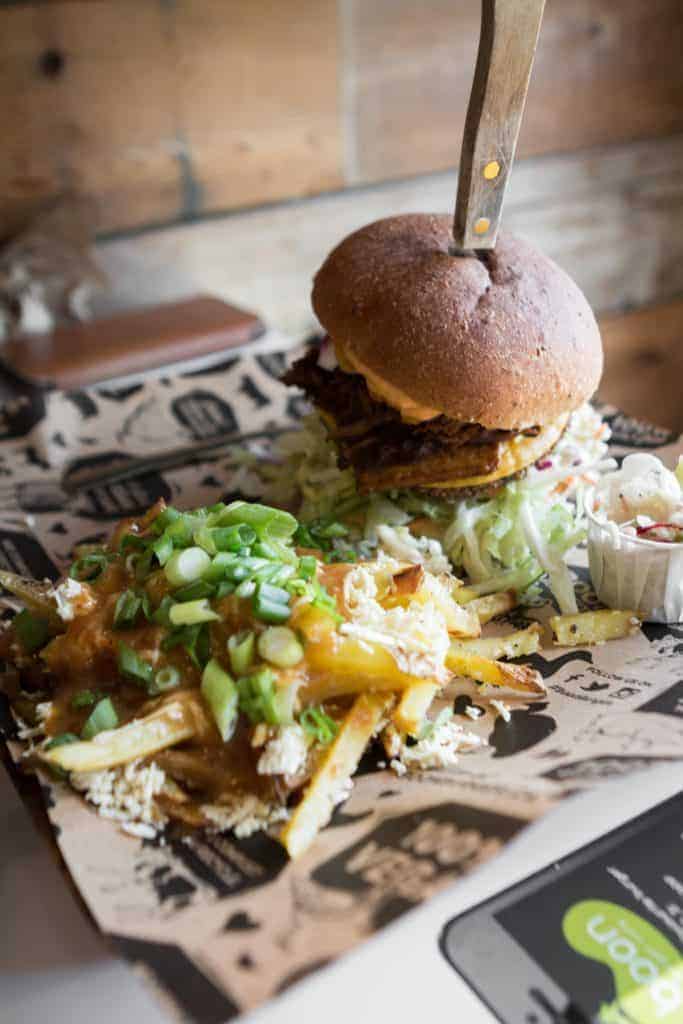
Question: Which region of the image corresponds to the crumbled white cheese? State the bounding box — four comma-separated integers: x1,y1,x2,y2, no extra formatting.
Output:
202,796,289,838
14,700,52,749
257,724,308,777
376,524,450,575
397,719,486,772
121,821,158,840
51,578,95,622
464,705,483,720
340,563,451,679
490,699,512,723
71,759,168,833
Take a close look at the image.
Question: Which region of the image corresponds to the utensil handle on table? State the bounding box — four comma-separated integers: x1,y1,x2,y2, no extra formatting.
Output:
452,0,546,253
61,427,292,496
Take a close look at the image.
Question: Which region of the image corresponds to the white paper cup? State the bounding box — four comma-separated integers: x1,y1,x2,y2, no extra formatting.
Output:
585,489,683,622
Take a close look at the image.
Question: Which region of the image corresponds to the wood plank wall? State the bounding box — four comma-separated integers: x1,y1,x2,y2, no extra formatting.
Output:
4,0,683,430
2,0,682,236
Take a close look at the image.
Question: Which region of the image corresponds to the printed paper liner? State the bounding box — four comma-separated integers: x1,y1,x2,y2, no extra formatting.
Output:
1,333,682,1021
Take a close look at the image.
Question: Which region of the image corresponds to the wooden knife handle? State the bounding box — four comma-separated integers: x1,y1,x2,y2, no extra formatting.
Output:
452,0,546,252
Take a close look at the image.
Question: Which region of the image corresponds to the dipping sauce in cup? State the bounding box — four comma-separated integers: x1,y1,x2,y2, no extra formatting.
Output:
586,453,683,623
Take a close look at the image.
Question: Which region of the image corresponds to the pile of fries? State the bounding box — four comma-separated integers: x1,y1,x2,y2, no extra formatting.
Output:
0,499,640,857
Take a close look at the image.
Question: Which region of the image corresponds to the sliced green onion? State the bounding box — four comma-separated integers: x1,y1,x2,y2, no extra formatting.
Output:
81,697,118,740
267,565,296,586
193,525,217,556
212,524,256,551
215,580,236,599
238,668,283,725
294,519,350,554
227,630,255,676
297,555,318,580
206,501,227,517
113,589,142,629
257,626,304,668
166,516,196,548
173,579,216,602
311,579,343,622
117,641,153,688
69,553,109,582
252,539,280,561
252,582,291,624
14,609,50,653
168,598,219,626
225,563,252,583
293,523,316,548
151,666,181,693
164,547,211,588
300,706,338,745
152,533,174,567
201,658,239,741
204,552,238,583
152,595,175,627
234,579,257,599
45,732,80,751
256,582,290,605
318,521,348,539
151,506,182,534
287,578,309,597
251,562,292,585
236,556,269,572
324,548,357,564
252,598,290,625
217,501,298,540
134,549,154,582
71,689,104,710
162,622,210,669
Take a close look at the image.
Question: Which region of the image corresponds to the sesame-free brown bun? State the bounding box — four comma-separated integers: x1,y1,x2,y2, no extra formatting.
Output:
312,214,603,430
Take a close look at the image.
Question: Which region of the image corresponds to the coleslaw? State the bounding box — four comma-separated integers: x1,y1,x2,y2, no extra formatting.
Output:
260,404,613,614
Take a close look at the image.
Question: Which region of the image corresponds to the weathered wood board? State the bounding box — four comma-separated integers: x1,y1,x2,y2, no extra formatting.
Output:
1,0,682,233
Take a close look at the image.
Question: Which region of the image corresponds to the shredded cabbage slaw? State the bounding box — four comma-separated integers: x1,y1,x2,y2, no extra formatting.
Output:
259,404,613,614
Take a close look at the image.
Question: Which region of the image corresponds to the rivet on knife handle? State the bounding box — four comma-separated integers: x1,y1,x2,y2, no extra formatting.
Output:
452,0,546,253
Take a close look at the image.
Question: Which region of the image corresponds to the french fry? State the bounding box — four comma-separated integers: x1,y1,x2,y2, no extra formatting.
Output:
550,609,641,647
445,600,481,638
380,569,480,638
449,623,542,661
300,636,440,702
0,571,60,625
280,692,392,858
393,681,439,736
468,590,518,624
40,695,207,773
389,564,425,599
446,649,545,695
381,722,402,760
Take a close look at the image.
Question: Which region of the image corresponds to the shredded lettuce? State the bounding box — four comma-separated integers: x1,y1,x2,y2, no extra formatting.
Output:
260,405,611,613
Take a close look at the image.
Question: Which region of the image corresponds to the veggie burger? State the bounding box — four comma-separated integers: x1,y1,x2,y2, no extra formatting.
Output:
285,213,603,498
274,214,610,613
